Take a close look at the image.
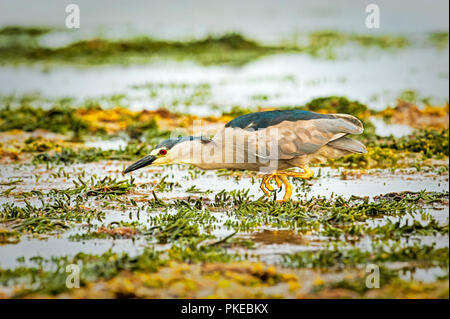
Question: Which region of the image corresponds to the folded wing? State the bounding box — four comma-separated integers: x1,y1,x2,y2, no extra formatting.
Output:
221,110,365,160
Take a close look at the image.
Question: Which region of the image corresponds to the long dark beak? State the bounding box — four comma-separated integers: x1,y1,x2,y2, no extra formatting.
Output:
123,155,156,174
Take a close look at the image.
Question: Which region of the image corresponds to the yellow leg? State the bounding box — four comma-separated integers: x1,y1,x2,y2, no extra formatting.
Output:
260,173,281,196
274,175,282,188
264,175,275,192
259,172,291,201
278,175,293,202
259,166,313,202
260,175,271,196
284,166,314,179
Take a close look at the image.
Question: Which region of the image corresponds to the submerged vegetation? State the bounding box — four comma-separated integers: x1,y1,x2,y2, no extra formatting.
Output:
0,180,448,297
427,31,450,50
0,104,88,137
1,32,283,67
376,129,449,158
0,26,52,37
282,243,449,269
305,30,409,59
0,26,444,66
32,143,154,165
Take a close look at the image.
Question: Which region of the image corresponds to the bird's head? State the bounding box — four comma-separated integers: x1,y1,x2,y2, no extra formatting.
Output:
123,136,211,174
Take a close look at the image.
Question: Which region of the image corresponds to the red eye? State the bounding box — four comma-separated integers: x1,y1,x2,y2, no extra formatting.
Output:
159,149,167,155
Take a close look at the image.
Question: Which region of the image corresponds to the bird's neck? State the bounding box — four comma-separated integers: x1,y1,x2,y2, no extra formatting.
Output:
173,138,227,169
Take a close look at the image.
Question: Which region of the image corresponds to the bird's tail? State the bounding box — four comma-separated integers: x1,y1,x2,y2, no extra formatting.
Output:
326,136,367,154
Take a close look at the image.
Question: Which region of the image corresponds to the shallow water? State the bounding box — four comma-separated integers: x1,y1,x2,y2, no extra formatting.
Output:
371,117,414,137
0,162,447,270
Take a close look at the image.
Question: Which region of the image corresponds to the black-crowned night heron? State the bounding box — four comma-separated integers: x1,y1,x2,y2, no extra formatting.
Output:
123,110,367,201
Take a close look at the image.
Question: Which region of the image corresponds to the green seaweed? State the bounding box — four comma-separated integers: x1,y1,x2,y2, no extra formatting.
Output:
0,104,88,137
376,129,449,158
427,31,449,50
0,26,52,37
282,243,449,269
32,143,154,164
0,28,421,67
0,248,165,296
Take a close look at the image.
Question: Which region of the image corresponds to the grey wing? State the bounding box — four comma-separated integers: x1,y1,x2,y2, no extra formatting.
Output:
256,113,364,160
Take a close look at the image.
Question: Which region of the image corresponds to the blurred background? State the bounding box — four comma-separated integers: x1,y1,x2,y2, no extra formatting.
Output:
1,0,448,36
0,0,448,115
